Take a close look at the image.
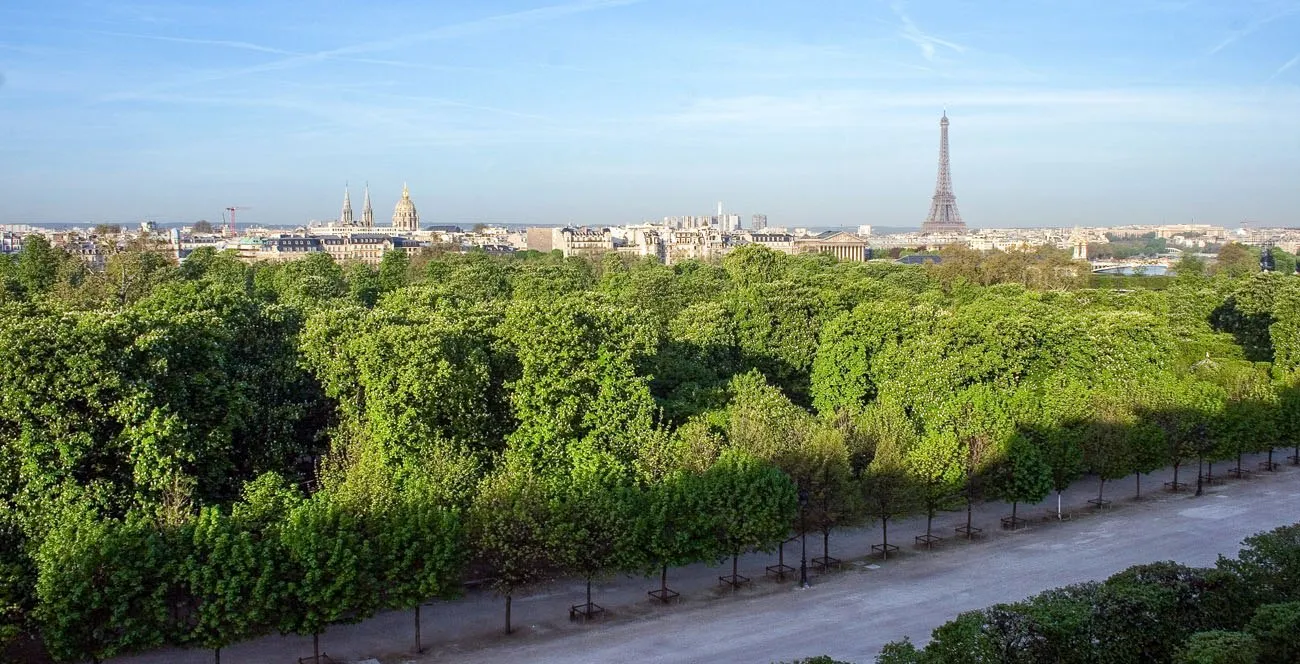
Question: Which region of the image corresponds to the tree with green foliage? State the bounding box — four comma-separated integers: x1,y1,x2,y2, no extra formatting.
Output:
14,235,63,296
857,399,919,555
344,262,380,306
703,450,797,587
182,473,299,663
727,281,827,404
810,301,921,416
550,457,638,619
1176,254,1208,279
1268,247,1297,276
1140,376,1219,493
1177,631,1259,664
722,244,786,287
1217,524,1300,608
989,435,1053,526
279,492,380,663
1081,391,1139,505
269,252,348,308
653,301,740,422
905,432,963,544
499,295,658,474
1214,243,1260,279
633,471,717,603
1245,601,1300,664
34,505,179,663
797,425,860,567
378,249,411,293
376,478,463,653
1212,273,1284,362
470,466,557,634
1212,362,1281,474
1270,282,1300,375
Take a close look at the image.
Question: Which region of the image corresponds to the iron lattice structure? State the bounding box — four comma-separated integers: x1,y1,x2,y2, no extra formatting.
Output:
921,112,966,234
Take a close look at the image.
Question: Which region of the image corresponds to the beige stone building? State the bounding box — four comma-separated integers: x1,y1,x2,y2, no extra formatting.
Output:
553,227,613,257
793,231,870,262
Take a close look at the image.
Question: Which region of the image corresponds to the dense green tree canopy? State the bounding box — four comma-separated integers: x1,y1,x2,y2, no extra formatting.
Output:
2,241,1298,661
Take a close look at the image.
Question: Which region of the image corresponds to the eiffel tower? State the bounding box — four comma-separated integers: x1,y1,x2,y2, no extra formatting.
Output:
921,111,966,234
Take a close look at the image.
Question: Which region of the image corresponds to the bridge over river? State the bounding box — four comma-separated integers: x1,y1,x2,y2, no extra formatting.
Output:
1090,258,1175,275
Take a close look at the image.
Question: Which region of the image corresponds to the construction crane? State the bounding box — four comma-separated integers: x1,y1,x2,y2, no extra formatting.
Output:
224,206,250,237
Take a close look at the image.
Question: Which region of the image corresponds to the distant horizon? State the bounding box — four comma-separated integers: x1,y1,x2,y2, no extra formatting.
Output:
11,221,1297,234
2,1,1298,228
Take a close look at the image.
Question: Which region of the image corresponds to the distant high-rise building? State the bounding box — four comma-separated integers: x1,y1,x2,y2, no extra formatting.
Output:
340,185,354,226
392,184,420,232
752,214,768,231
921,112,967,235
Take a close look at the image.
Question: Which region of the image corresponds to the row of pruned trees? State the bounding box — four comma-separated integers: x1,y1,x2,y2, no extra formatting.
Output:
26,446,800,663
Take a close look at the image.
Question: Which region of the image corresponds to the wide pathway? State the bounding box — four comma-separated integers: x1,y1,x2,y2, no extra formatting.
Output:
116,452,1300,664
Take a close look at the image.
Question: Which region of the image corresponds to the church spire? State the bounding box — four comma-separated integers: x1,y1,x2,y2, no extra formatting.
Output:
361,182,374,228
341,184,354,226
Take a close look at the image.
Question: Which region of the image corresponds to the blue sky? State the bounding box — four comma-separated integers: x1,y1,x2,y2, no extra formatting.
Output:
1,0,1298,228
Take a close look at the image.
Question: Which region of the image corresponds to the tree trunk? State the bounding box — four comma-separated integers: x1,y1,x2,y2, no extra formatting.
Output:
214,648,220,664
505,593,513,635
660,564,668,595
586,575,593,607
882,515,889,549
822,530,830,561
313,633,320,664
732,552,739,586
926,511,934,538
415,603,422,653
1268,448,1275,470
1135,473,1141,499
1098,478,1105,502
778,539,785,567
1173,463,1180,488
1012,501,1018,521
965,494,974,534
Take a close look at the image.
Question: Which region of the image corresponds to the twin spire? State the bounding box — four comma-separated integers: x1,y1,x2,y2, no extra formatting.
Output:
340,182,376,228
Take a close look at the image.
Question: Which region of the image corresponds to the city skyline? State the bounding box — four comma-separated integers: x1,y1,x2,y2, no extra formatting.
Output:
2,1,1299,227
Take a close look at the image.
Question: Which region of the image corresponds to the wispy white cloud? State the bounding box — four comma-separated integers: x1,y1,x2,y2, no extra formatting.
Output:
90,31,482,75
107,0,644,98
658,87,1300,130
90,31,294,55
1207,5,1300,55
1269,53,1300,80
890,1,965,62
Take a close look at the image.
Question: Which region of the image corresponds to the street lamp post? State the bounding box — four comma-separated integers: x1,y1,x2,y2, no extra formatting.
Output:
1195,456,1204,497
799,488,809,589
